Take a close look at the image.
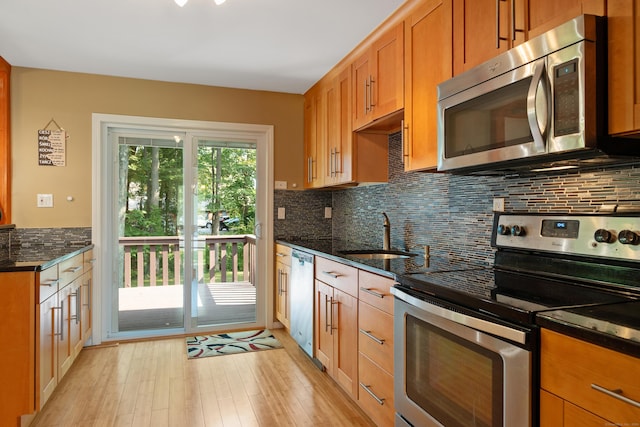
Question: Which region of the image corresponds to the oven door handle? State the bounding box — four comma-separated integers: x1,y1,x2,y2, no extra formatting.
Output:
391,287,528,345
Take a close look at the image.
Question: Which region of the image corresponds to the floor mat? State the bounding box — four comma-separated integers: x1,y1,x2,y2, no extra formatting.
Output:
186,329,282,359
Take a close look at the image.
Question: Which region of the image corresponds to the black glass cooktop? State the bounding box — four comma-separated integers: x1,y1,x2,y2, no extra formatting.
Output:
396,265,637,327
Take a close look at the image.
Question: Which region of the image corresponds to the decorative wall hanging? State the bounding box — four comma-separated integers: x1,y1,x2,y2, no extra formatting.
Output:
38,118,67,166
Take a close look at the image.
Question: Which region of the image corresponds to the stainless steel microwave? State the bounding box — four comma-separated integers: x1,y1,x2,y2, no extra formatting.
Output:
436,15,624,174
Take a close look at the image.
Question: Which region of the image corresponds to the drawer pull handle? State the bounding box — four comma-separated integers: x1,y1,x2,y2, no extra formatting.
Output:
276,252,287,258
42,279,60,287
65,266,82,273
322,271,340,279
359,329,384,345
591,384,640,408
359,383,385,405
360,287,384,298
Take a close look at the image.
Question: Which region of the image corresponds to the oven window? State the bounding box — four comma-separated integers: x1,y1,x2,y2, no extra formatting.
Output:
406,314,503,427
444,78,532,158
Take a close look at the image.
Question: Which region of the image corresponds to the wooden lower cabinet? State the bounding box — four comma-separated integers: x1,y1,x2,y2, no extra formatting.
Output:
0,247,94,425
38,291,58,408
540,328,640,425
312,255,397,425
315,280,359,398
275,244,291,329
0,272,36,426
358,353,394,426
357,270,396,426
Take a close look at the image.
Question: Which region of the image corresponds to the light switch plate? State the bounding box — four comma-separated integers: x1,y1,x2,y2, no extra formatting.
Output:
277,207,286,219
324,207,332,219
37,194,54,207
493,198,505,212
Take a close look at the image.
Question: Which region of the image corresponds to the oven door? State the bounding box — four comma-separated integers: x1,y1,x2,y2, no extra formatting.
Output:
392,287,532,427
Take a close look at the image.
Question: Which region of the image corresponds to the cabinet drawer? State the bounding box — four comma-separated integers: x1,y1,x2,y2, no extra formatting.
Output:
358,270,395,314
358,301,393,374
315,256,358,297
541,329,640,424
83,249,95,272
38,266,59,303
358,353,394,427
59,254,84,288
275,244,292,266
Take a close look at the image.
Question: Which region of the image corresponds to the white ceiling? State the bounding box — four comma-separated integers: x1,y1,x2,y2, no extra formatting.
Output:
0,0,405,94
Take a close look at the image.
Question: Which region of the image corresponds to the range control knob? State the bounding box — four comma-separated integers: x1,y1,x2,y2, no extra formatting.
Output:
497,224,511,235
618,230,639,245
594,229,614,243
511,225,525,237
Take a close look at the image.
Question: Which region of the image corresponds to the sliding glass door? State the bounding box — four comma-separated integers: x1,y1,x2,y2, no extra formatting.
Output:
96,117,270,342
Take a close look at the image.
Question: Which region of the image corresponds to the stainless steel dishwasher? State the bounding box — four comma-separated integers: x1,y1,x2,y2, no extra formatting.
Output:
290,249,314,357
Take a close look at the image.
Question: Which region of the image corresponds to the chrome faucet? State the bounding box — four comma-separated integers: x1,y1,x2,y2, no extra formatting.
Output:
382,212,390,250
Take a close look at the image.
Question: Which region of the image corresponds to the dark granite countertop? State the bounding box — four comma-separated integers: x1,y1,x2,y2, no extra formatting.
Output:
278,239,640,358
0,244,94,272
276,238,433,279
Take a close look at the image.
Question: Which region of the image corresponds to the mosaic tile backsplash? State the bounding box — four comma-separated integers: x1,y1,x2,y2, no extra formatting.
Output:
0,227,92,262
275,132,640,267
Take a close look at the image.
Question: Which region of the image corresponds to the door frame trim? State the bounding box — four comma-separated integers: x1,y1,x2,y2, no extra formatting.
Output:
92,113,274,344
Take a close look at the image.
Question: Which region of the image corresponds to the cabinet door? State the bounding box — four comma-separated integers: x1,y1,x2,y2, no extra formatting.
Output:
315,280,334,372
352,50,372,130
333,288,358,398
325,66,353,185
453,0,526,74
371,22,404,122
57,284,74,380
352,22,404,130
303,85,325,188
81,270,92,342
608,0,640,136
275,259,290,329
1,272,36,423
527,0,605,38
39,294,58,409
70,277,83,358
404,0,452,171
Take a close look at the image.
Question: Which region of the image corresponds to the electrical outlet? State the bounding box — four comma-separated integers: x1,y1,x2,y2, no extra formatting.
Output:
277,207,286,219
324,207,332,219
493,198,505,212
37,194,54,208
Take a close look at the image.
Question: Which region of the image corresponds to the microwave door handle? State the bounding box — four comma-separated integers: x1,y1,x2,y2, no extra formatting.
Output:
527,59,550,153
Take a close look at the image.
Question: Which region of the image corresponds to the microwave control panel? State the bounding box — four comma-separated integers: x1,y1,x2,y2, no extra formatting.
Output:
553,58,580,136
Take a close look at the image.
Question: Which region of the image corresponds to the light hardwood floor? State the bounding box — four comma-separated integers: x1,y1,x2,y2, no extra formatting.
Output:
30,329,375,427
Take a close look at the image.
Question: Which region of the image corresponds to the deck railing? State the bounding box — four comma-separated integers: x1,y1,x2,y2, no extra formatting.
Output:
119,235,256,288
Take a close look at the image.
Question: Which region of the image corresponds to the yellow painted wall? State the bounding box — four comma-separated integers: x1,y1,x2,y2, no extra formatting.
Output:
10,67,304,228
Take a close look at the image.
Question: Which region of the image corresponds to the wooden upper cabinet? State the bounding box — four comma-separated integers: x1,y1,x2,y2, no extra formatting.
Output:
527,0,605,38
404,0,453,172
304,64,388,189
352,22,404,131
453,0,527,75
454,0,605,75
0,56,10,224
608,0,640,136
325,65,353,186
303,83,325,189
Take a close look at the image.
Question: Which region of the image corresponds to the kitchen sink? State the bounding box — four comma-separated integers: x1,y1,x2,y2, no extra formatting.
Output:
339,250,418,260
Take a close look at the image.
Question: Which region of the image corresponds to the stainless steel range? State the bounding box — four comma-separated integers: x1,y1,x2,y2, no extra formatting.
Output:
392,212,640,427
